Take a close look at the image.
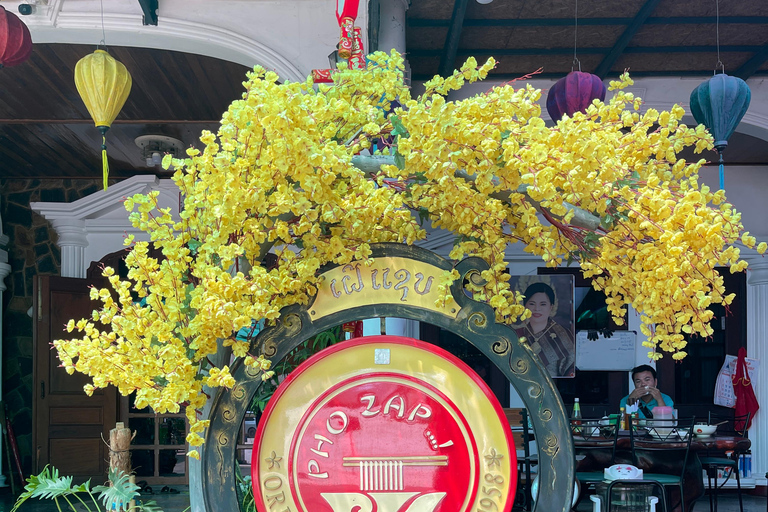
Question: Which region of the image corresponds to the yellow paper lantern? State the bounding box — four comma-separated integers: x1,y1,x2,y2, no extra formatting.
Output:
74,49,132,189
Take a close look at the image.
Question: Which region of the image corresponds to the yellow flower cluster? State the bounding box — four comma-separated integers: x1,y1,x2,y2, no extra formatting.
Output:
54,50,761,452
387,69,764,359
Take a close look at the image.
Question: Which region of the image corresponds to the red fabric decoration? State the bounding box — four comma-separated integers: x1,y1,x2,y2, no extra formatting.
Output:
311,69,336,83
0,6,33,68
336,0,360,25
732,347,759,431
337,17,355,59
342,320,364,338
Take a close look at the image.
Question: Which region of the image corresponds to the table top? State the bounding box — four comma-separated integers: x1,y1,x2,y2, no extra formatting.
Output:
573,433,751,452
689,434,751,451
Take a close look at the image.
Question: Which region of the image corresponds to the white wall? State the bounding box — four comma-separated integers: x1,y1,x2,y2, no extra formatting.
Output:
3,0,367,83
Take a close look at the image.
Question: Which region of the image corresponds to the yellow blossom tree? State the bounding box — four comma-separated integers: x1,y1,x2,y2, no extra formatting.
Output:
54,50,764,455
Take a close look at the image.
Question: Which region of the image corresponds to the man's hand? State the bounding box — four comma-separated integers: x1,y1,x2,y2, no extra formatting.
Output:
627,386,660,406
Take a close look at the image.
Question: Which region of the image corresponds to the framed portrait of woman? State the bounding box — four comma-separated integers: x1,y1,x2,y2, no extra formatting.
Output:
510,275,575,378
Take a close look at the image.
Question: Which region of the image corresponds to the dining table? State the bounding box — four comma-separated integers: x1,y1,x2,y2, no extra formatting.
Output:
574,432,751,512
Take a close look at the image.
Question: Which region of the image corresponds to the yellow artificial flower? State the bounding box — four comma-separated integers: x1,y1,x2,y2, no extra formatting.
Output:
53,50,761,455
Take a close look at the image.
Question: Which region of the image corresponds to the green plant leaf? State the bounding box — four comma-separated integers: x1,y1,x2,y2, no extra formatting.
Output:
390,115,409,138
393,151,405,170
11,466,84,512
187,238,202,255
600,214,614,230
94,468,141,510
136,499,165,512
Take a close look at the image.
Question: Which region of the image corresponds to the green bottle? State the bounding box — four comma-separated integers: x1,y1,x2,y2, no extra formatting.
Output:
572,398,582,433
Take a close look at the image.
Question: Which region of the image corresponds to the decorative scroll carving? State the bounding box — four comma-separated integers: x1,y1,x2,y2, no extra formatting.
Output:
232,385,246,401
467,311,488,330
540,433,559,456
510,356,530,375
222,408,236,423
260,336,278,358
491,336,510,356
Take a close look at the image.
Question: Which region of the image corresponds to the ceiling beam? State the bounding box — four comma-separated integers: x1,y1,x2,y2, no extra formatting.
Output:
138,0,158,26
409,69,768,80
438,0,469,77
409,45,765,58
735,44,768,80
593,0,663,79
407,16,768,28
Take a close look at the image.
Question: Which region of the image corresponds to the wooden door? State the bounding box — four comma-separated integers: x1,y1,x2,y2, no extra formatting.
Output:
33,275,117,481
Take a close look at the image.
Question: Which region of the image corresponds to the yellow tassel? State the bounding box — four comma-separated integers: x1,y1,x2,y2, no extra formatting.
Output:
102,135,109,190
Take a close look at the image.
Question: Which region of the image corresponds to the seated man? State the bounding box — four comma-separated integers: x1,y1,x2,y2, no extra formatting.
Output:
619,364,673,419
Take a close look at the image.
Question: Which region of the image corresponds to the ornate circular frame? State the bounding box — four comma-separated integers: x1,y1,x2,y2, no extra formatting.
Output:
198,243,575,512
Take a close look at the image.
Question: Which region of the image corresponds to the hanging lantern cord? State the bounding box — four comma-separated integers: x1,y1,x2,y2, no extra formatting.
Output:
99,0,107,48
98,126,110,190
572,0,581,72
714,0,723,74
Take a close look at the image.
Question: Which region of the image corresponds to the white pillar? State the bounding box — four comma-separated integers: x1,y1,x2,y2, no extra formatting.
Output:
385,317,420,339
0,199,9,487
51,219,88,278
378,0,410,82
747,259,768,484
378,0,409,54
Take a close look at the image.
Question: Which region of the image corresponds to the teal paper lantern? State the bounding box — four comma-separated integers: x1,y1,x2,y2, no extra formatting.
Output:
690,74,751,189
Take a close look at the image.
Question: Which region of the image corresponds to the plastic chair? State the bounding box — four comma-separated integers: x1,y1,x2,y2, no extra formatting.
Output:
630,417,695,512
590,494,661,512
572,417,621,489
699,412,751,512
601,479,668,512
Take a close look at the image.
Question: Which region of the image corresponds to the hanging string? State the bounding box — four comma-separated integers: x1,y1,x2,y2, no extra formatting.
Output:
572,0,581,71
714,0,724,74
99,0,107,49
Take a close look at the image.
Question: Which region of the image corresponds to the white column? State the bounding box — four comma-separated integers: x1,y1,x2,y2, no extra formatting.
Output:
51,219,88,278
0,199,9,487
385,317,419,339
378,0,409,54
747,259,768,484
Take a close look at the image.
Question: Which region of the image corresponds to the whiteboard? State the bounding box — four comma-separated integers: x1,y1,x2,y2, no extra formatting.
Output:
576,331,636,371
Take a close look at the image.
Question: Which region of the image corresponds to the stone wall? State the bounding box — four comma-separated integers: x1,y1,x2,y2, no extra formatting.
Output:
1,178,103,474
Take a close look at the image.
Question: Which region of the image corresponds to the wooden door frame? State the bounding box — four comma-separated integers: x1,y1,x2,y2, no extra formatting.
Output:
33,275,118,479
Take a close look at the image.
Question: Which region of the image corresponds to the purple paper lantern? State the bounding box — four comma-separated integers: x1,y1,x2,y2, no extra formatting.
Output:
546,71,606,122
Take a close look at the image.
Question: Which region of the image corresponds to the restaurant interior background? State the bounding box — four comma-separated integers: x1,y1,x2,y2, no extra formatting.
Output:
1,0,768,492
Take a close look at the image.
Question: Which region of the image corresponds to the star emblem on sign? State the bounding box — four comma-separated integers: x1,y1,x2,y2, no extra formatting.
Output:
484,448,503,468
265,451,283,470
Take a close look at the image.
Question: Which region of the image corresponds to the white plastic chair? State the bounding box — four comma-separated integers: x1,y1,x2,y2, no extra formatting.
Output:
590,494,660,512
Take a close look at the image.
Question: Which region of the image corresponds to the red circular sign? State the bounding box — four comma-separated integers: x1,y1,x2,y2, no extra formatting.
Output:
252,336,516,512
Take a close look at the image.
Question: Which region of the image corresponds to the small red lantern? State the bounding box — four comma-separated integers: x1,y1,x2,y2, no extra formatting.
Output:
0,5,33,68
546,71,606,122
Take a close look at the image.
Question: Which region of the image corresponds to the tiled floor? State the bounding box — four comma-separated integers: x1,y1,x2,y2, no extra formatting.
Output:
1,487,765,511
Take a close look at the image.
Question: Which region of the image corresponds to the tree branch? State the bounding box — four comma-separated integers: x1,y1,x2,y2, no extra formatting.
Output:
351,154,602,231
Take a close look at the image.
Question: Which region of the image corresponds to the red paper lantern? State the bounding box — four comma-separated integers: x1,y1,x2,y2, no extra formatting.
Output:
0,5,33,68
546,71,606,122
